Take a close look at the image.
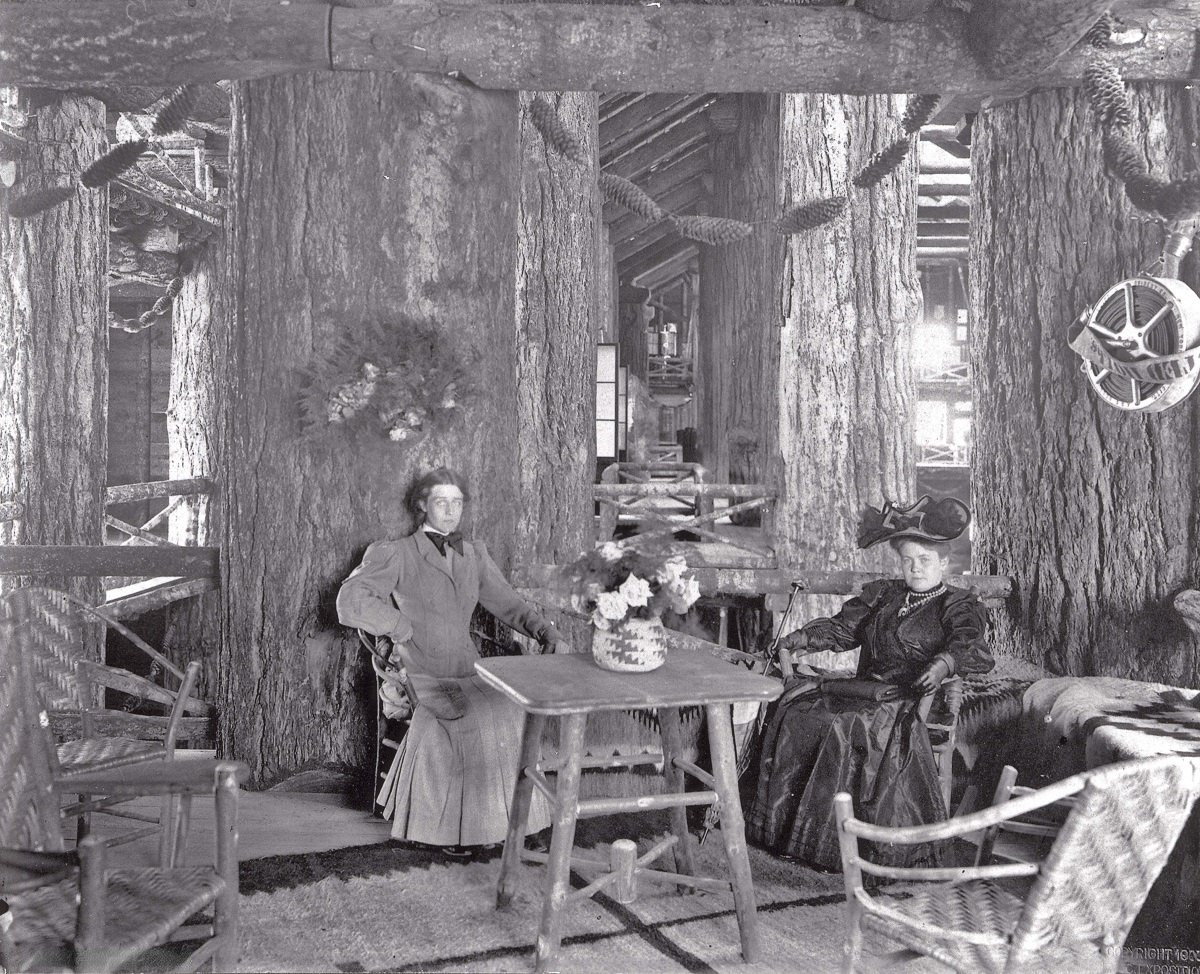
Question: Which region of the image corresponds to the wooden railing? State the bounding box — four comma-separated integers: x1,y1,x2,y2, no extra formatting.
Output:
0,477,218,618
594,462,777,567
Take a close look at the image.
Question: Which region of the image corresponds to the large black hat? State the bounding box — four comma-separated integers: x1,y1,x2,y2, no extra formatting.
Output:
856,495,971,550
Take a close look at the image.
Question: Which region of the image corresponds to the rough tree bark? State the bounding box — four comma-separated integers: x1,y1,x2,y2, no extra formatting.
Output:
162,240,225,698
971,84,1200,687
222,74,522,787
513,90,599,573
0,90,107,621
699,93,918,603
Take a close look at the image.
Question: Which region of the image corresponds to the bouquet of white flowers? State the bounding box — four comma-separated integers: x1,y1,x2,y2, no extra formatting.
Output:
564,542,702,631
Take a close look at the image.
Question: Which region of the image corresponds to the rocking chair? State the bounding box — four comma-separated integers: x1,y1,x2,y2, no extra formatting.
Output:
833,754,1200,973
0,592,247,973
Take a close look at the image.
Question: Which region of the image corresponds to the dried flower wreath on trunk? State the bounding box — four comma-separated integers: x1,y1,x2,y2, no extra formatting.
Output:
296,322,480,445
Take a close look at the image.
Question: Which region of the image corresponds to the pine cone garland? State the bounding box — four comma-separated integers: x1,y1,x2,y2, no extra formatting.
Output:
671,215,755,245
1084,12,1116,50
901,95,941,135
6,184,75,218
81,139,148,188
151,86,200,138
165,275,185,300
852,137,912,189
529,97,586,165
775,195,847,235
1083,61,1133,128
598,172,664,221
1125,173,1168,214
1101,129,1147,182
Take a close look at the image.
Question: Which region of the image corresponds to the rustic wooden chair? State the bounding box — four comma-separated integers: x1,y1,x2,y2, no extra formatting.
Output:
6,586,214,866
357,629,416,800
0,594,247,973
972,764,1072,867
833,754,1200,974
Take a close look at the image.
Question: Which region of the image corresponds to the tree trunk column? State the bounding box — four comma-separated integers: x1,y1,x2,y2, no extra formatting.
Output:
698,94,781,486
777,93,918,580
0,91,107,615
222,74,522,786
971,85,1200,686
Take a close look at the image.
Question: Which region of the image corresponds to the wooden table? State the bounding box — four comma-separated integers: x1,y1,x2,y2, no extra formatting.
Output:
476,650,782,974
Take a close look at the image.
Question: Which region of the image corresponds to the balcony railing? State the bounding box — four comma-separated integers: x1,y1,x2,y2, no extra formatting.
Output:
916,442,971,467
916,361,970,384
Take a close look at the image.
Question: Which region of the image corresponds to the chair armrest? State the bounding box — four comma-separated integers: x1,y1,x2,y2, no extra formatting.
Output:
76,659,213,717
0,848,78,894
57,759,249,797
837,768,1088,845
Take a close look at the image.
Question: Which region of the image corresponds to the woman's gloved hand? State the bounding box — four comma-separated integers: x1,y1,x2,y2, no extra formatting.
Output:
777,629,809,656
912,655,952,695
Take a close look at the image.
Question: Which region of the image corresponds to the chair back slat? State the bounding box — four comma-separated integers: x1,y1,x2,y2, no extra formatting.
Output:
1010,756,1200,958
0,594,67,851
10,587,88,712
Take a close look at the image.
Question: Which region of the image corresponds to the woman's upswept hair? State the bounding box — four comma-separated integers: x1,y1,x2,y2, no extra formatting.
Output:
407,466,470,520
888,535,949,555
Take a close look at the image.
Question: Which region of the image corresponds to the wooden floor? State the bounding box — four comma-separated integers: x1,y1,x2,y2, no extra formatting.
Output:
79,752,391,867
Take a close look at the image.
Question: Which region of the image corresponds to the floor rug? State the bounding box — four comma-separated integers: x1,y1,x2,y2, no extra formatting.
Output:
235,816,945,974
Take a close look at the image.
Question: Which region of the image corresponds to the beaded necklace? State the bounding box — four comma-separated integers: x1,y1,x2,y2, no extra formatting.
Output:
897,583,947,619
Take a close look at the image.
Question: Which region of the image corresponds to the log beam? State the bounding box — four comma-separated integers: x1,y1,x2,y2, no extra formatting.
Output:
1,2,1195,94
0,545,219,578
969,0,1114,80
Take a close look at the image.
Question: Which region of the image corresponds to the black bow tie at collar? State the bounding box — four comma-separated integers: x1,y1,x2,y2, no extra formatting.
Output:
425,530,464,557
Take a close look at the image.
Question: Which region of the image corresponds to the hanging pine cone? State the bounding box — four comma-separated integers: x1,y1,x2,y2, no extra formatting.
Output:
1152,176,1200,222
151,86,200,138
1125,173,1169,214
81,139,148,189
598,172,664,221
1101,129,1148,182
6,184,75,218
1083,61,1133,128
165,275,185,300
1084,11,1116,50
671,215,755,246
775,195,847,235
900,95,940,135
852,137,912,189
529,97,586,165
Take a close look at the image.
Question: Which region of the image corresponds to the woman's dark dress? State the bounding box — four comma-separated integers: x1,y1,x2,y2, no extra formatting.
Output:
747,579,993,869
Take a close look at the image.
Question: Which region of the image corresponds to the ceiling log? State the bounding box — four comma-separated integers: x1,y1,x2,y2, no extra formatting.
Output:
969,0,1115,80
601,95,714,166
2,2,1195,94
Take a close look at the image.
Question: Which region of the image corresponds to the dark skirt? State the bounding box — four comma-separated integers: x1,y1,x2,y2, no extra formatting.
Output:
747,686,948,870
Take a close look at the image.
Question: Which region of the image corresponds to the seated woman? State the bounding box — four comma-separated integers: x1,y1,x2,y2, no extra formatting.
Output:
747,495,994,870
337,466,568,856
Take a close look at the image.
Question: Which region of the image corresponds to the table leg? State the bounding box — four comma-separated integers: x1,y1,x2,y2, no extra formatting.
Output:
658,705,697,889
535,712,587,974
497,711,547,909
705,702,760,964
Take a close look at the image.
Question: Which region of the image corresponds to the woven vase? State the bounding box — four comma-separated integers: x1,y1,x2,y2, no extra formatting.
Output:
591,617,668,673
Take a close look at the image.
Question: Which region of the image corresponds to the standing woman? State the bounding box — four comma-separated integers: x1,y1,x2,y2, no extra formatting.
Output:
747,496,993,870
337,467,568,854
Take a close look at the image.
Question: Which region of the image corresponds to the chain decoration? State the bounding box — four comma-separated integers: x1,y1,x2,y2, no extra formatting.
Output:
532,93,935,245
1083,12,1200,222
108,265,191,334
6,85,202,220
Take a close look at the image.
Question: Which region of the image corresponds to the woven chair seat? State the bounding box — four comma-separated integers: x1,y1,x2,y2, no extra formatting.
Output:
863,880,1108,974
57,736,164,775
8,867,224,972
